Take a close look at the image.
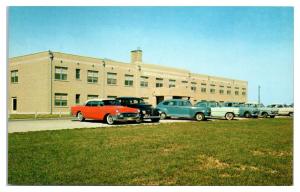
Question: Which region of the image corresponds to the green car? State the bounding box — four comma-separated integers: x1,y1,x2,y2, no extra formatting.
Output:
156,99,210,121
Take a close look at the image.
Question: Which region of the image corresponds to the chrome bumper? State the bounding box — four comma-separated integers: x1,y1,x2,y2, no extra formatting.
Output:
113,113,140,121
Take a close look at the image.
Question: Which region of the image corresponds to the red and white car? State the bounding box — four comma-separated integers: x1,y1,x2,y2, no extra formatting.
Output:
71,99,140,125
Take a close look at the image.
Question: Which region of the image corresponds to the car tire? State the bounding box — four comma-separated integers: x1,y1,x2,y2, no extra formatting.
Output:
244,112,251,118
270,115,275,118
105,114,114,125
77,112,85,122
151,118,160,123
289,112,293,117
195,113,205,121
261,112,268,118
160,112,167,120
225,112,234,120
136,118,142,123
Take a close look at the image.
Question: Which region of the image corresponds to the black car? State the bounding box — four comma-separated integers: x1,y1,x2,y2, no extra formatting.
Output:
116,97,160,122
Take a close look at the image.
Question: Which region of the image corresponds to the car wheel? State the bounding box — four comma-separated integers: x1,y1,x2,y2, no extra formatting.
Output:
244,112,251,118
261,112,268,118
289,112,293,117
77,112,85,122
160,112,167,120
225,112,234,120
151,118,160,123
195,113,205,121
270,115,275,118
106,114,114,125
136,118,142,123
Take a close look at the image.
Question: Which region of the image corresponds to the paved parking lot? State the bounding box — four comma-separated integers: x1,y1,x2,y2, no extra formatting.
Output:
8,118,193,133
8,116,289,133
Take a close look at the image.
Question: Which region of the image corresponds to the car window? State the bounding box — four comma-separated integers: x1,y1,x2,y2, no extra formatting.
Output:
163,101,169,105
197,103,207,107
86,101,98,106
168,101,177,106
103,100,120,106
179,101,191,106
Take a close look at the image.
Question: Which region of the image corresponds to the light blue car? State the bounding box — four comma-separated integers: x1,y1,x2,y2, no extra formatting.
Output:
156,99,210,121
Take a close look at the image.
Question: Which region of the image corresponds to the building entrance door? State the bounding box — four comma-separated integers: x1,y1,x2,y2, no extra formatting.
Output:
172,96,182,99
12,97,17,112
156,96,164,105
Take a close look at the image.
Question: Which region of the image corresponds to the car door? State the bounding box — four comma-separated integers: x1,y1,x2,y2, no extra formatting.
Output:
84,101,103,120
166,100,178,116
90,101,106,120
82,101,95,119
177,100,192,117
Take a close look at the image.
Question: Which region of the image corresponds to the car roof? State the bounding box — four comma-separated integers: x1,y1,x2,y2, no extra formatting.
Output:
163,99,190,102
116,97,142,99
85,98,115,103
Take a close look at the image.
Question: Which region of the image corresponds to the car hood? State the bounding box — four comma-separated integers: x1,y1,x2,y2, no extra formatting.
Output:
128,104,153,109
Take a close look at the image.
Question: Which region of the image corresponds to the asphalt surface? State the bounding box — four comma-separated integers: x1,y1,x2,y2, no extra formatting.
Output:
7,118,193,133
8,116,289,133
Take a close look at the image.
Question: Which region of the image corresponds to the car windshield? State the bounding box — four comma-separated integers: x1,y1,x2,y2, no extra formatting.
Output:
103,100,121,106
118,98,146,105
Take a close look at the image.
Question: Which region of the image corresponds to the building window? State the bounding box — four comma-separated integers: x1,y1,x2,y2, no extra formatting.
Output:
191,82,197,91
210,84,216,87
107,96,117,99
140,76,149,87
87,70,98,83
235,87,239,89
156,78,163,87
210,89,216,94
87,95,98,100
219,89,224,94
76,69,81,80
227,86,231,89
124,74,134,87
11,70,18,83
235,91,239,95
12,97,17,111
169,79,176,88
201,88,206,93
107,72,117,85
227,90,231,95
54,93,68,106
55,67,67,80
142,97,149,102
75,94,80,104
242,92,246,96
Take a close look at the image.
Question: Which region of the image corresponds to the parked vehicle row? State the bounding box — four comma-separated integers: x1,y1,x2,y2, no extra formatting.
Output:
267,104,293,117
70,97,293,125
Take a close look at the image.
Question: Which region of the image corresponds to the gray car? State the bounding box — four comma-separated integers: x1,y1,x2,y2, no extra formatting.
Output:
222,102,259,118
245,103,278,118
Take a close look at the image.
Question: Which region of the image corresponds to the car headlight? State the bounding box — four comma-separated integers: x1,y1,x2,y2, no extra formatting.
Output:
137,109,140,113
142,110,146,114
116,109,119,113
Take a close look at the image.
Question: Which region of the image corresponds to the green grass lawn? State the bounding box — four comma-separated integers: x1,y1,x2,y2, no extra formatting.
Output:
8,118,293,185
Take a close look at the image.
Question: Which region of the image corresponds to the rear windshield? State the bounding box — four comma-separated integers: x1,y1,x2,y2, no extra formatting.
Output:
103,100,121,106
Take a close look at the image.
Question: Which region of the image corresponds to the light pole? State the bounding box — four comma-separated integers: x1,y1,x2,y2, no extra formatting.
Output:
258,85,261,105
49,50,54,114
